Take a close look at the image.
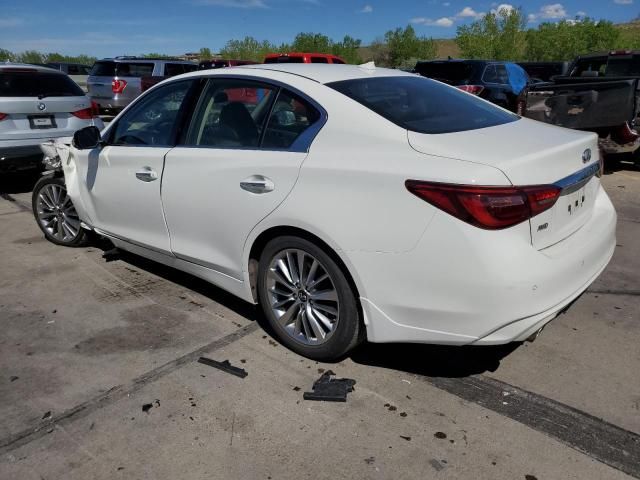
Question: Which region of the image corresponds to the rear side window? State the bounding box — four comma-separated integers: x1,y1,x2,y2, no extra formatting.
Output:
311,57,329,63
115,62,155,77
332,58,345,64
415,62,477,85
90,61,116,76
605,55,640,77
262,90,320,149
571,57,608,77
0,72,84,97
164,63,195,76
328,76,518,135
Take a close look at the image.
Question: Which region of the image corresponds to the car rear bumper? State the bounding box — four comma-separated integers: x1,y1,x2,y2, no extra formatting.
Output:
0,145,44,173
89,95,131,113
353,184,617,345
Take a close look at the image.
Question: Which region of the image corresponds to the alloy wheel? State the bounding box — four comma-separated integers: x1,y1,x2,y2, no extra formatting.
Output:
35,183,82,243
266,248,340,346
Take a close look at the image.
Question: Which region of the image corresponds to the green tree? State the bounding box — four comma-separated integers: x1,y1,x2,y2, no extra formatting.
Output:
384,25,436,67
456,7,527,60
291,32,332,53
219,36,279,62
15,50,45,64
332,35,362,64
0,48,14,61
199,47,213,60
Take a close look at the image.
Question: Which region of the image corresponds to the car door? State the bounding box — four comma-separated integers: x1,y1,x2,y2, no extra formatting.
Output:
69,79,197,253
162,77,324,279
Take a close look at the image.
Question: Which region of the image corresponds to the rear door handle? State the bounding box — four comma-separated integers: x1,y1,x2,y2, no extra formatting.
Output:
135,167,158,182
240,175,274,194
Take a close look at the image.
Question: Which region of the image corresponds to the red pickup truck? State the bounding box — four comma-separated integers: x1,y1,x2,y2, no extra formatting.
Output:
264,53,346,64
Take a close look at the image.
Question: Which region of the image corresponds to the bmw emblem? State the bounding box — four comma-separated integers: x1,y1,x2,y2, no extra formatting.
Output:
37,102,46,111
582,149,591,164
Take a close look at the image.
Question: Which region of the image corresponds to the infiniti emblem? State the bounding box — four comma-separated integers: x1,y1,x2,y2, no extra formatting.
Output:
582,149,591,164
37,102,46,111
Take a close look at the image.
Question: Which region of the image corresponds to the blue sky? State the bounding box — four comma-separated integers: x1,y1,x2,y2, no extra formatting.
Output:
0,0,638,57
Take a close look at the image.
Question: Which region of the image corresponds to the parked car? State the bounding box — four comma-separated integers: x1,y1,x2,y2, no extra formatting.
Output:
414,59,530,112
523,50,640,162
87,57,197,114
45,62,92,92
517,61,570,83
264,53,345,64
35,64,615,360
199,59,258,69
0,64,103,174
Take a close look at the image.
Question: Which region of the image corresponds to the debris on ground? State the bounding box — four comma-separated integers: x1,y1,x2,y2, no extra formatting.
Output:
429,459,445,472
399,435,412,441
42,411,51,420
102,248,120,262
303,370,356,402
10,376,19,382
197,357,248,378
434,431,447,439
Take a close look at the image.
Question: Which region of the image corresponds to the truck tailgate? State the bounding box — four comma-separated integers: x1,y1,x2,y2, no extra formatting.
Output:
524,78,638,129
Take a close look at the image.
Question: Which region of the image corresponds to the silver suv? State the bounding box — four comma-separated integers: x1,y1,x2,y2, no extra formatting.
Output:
87,57,197,114
0,64,104,173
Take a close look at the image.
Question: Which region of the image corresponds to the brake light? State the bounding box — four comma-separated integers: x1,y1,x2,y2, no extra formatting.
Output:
112,79,127,94
91,100,99,117
405,181,561,230
72,102,99,120
456,85,484,95
0,113,7,121
612,122,639,145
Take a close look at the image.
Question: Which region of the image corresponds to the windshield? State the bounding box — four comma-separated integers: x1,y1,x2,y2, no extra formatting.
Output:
0,71,84,97
414,62,477,85
327,76,519,134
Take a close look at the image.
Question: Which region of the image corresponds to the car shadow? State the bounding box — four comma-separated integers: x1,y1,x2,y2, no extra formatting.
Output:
604,153,638,175
0,171,41,195
349,341,521,378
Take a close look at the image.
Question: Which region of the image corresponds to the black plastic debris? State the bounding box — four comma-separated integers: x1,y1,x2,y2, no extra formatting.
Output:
142,403,153,413
42,411,51,420
303,370,356,402
197,357,248,378
10,376,19,382
102,248,120,262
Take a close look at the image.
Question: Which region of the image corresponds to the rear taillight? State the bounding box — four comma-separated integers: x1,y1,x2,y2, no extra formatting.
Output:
0,113,7,121
612,122,639,145
456,85,484,95
72,102,99,120
112,79,127,94
405,181,561,230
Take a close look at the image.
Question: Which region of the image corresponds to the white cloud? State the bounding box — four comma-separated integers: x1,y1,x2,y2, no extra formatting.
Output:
443,1,451,5
457,6,484,19
193,0,266,8
576,10,587,16
613,0,633,4
411,16,454,27
490,3,515,14
0,17,23,27
527,3,568,22
360,4,373,13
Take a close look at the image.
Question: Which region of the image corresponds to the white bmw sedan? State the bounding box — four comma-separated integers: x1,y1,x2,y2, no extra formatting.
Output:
33,64,617,360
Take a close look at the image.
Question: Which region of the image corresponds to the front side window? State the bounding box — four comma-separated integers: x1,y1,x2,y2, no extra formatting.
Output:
110,80,193,146
185,79,277,148
262,90,320,149
328,76,518,134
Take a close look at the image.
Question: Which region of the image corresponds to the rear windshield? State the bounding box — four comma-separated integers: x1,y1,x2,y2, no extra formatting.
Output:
264,56,305,64
415,62,477,85
0,71,84,97
327,76,518,134
90,61,155,77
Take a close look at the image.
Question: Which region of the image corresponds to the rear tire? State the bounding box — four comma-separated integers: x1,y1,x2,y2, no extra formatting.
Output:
32,175,88,247
257,236,363,361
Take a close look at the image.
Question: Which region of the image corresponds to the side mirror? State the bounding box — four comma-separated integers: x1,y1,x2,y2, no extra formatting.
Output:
72,126,102,150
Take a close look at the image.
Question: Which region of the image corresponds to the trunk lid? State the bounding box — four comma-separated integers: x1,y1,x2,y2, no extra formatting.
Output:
408,118,601,249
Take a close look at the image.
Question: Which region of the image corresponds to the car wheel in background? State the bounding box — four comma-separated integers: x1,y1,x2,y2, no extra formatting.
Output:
32,176,88,247
258,236,363,360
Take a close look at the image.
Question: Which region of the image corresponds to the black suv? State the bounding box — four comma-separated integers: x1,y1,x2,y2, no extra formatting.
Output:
414,60,530,113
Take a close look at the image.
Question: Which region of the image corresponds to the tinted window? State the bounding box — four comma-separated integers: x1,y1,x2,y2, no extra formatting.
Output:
115,62,154,77
605,55,640,77
264,56,305,64
262,90,320,149
0,71,84,97
482,65,498,83
165,63,188,76
328,76,518,134
415,62,477,85
332,58,345,64
67,64,84,75
90,61,116,76
495,64,509,84
571,57,607,77
110,80,192,146
311,57,329,63
185,79,276,148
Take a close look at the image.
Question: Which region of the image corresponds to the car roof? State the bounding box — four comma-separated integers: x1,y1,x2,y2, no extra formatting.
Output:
0,63,65,74
218,63,416,84
97,57,195,63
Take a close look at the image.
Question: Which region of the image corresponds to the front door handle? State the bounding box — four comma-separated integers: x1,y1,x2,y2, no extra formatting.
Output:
240,175,274,194
135,167,158,182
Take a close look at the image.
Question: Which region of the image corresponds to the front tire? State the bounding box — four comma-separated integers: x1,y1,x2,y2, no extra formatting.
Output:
258,236,363,361
32,176,88,247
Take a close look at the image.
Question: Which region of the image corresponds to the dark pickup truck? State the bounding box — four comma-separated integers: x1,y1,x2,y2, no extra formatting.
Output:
523,50,640,163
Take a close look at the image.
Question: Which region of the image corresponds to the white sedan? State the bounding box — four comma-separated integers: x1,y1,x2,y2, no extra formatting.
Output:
33,64,617,360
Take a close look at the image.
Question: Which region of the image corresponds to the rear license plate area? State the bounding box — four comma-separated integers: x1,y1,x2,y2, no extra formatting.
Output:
28,115,56,129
